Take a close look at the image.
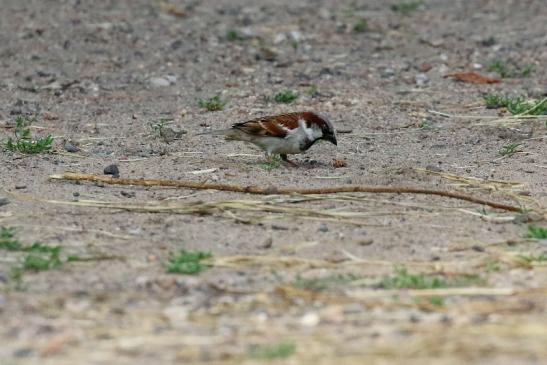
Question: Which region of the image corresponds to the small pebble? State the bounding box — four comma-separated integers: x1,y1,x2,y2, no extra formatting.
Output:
381,67,396,78
0,197,9,207
64,142,80,153
300,312,320,327
103,164,120,178
425,164,443,172
13,348,34,358
318,223,329,232
120,191,136,198
271,224,289,231
72,192,80,197
259,237,273,249
149,77,171,87
416,63,432,72
358,238,374,246
415,73,430,86
15,184,27,189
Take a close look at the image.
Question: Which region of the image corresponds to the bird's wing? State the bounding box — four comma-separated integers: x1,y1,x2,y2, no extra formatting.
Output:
232,113,304,138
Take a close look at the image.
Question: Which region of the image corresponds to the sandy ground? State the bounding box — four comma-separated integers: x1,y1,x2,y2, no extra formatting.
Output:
1,0,546,364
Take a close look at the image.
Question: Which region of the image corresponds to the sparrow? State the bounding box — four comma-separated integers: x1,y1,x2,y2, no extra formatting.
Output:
208,111,337,164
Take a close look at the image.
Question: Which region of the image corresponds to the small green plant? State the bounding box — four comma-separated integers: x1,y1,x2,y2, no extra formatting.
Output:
525,225,547,240
427,296,445,307
198,95,226,111
21,250,62,271
308,84,319,97
483,259,502,273
487,60,534,78
0,227,61,254
390,1,424,14
499,143,520,157
226,30,244,42
248,340,296,360
0,227,22,251
353,19,368,33
483,95,547,115
149,118,171,137
507,98,546,115
381,267,483,289
1,226,67,285
9,250,62,283
484,94,510,109
517,253,547,264
417,119,431,129
382,267,447,289
5,116,53,154
166,249,212,274
291,273,361,292
259,155,282,171
273,90,298,104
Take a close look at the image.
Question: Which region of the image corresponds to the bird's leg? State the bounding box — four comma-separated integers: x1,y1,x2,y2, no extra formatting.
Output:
264,151,274,163
280,154,298,167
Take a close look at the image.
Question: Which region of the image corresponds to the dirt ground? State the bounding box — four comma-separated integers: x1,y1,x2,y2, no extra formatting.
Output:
1,0,546,364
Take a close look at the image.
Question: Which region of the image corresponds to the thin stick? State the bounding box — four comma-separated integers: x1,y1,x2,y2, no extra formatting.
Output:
348,287,516,298
49,172,526,212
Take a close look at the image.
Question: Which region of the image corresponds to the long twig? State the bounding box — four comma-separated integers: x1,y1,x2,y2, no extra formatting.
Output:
49,172,524,212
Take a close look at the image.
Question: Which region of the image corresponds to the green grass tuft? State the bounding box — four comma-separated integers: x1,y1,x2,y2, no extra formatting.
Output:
0,227,61,254
499,143,520,157
484,94,511,109
382,267,447,289
516,253,547,264
427,296,445,307
390,1,424,14
21,251,63,271
525,225,547,240
149,118,171,137
1,226,64,284
166,249,212,274
248,340,296,360
483,259,502,273
417,119,432,129
487,60,534,78
259,155,282,171
273,90,298,104
198,95,226,111
0,227,22,251
483,94,547,116
291,274,361,292
353,19,368,33
381,267,483,289
226,30,244,42
5,116,53,154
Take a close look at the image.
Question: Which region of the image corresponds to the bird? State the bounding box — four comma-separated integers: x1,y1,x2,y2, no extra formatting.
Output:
206,111,337,165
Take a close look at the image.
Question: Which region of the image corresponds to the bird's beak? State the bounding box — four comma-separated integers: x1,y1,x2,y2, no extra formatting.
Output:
325,134,337,145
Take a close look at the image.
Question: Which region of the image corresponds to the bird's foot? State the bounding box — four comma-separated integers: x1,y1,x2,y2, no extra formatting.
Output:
280,154,298,167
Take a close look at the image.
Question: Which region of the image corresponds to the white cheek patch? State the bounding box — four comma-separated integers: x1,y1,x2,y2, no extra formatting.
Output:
298,119,317,140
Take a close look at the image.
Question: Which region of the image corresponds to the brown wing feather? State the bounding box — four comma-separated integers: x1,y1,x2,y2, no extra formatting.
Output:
232,112,305,138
